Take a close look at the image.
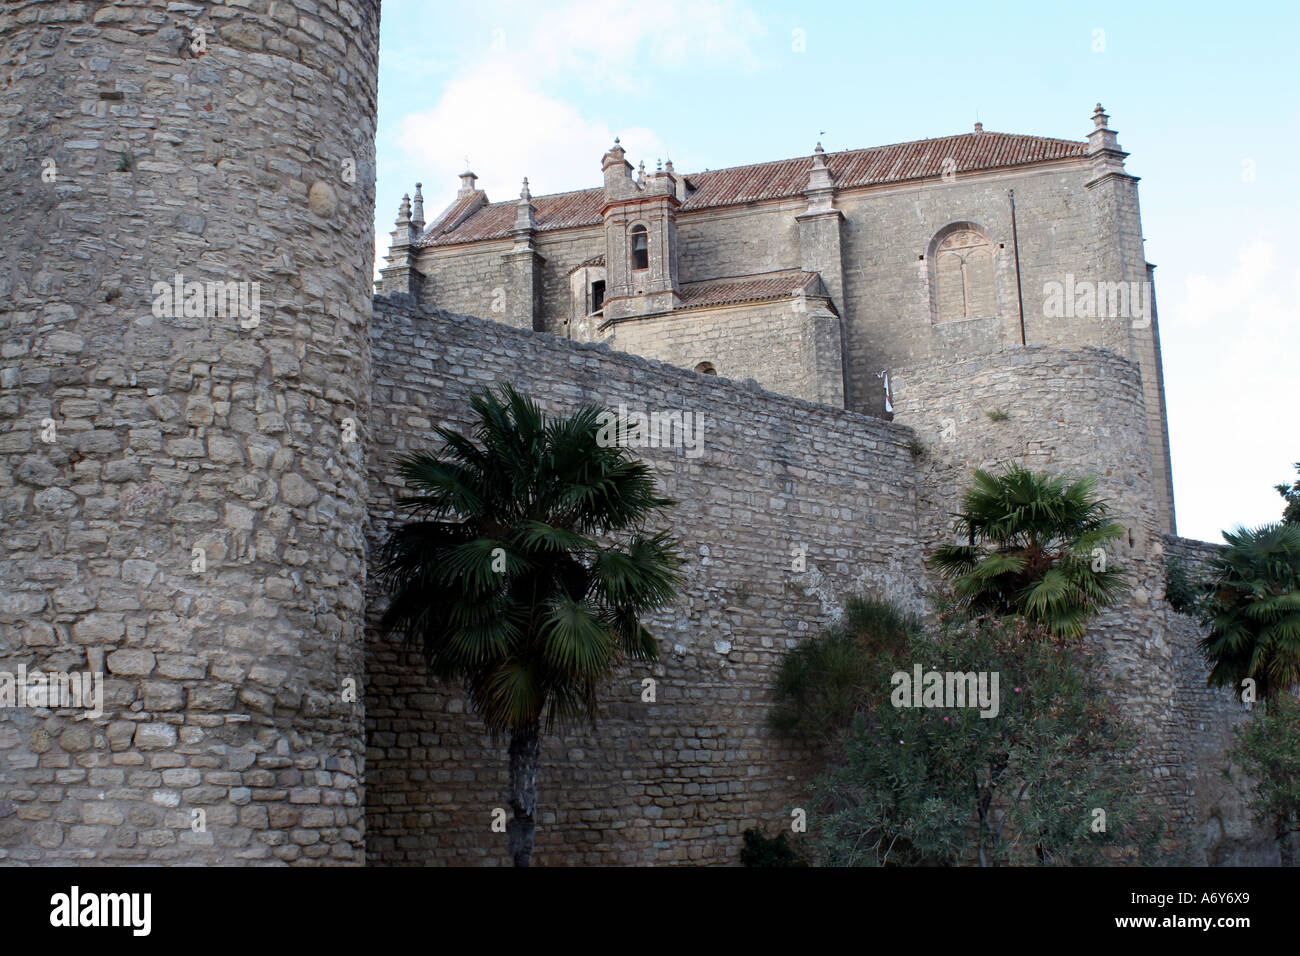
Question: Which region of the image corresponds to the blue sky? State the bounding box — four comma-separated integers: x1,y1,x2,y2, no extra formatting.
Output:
374,0,1299,543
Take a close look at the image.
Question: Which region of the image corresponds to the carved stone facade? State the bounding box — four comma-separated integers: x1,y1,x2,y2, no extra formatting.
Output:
381,107,1177,536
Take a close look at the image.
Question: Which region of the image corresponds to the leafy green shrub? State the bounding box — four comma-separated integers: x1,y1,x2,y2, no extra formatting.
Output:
1163,554,1202,615
740,829,809,867
812,613,1165,867
769,596,920,743
1229,693,1300,865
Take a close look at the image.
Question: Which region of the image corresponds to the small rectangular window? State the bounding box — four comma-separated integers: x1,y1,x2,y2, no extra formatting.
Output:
590,280,605,314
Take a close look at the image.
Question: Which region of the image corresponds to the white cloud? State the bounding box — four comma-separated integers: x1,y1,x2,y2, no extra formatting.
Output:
399,61,667,219
525,0,766,91
1174,240,1283,329
1162,240,1300,541
385,0,763,224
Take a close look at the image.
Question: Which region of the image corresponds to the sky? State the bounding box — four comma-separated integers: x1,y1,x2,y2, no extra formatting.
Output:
373,0,1300,544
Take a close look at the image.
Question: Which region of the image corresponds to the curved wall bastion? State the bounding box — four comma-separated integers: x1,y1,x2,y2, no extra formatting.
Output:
0,0,380,863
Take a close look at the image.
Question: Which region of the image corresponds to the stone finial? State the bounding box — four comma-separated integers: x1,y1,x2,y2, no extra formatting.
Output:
458,169,478,197
973,122,983,133
656,158,663,173
602,138,627,169
1086,102,1125,168
800,142,837,217
395,192,412,226
602,137,635,196
664,158,674,174
637,160,646,182
513,177,536,233
411,182,425,229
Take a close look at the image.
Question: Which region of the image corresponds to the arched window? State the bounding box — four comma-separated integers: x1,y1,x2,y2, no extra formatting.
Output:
630,225,649,271
930,224,996,322
695,362,716,375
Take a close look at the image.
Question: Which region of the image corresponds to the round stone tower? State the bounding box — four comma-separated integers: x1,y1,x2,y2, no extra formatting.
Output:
892,347,1192,842
0,0,380,863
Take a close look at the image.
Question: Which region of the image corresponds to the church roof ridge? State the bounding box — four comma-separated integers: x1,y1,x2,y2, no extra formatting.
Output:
419,129,1088,248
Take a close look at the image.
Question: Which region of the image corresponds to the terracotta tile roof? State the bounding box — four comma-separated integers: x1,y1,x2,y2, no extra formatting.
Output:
676,270,827,310
419,130,1087,248
421,191,489,241
420,187,604,247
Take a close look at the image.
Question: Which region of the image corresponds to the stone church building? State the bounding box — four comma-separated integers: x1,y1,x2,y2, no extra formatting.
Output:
379,106,1176,534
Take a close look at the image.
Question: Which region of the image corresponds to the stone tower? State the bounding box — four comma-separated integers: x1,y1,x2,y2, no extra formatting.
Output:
601,142,683,319
0,0,380,863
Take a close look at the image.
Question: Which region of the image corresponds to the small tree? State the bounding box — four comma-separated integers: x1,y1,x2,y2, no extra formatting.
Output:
1276,462,1300,526
929,466,1129,638
1199,523,1300,702
378,385,682,866
811,613,1163,866
1228,693,1300,865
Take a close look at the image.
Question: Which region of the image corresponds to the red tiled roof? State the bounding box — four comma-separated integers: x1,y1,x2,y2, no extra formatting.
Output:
420,187,605,247
420,130,1087,248
676,270,826,310
421,191,489,241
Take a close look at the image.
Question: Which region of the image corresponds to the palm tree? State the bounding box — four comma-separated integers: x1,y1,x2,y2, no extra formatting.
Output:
1199,523,1300,702
377,384,683,866
928,466,1128,638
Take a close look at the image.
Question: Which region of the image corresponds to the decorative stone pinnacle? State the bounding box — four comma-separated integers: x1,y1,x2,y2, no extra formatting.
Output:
513,177,536,233
458,169,478,197
804,141,835,213
412,183,425,227
396,192,411,225
973,122,983,133
1093,103,1109,128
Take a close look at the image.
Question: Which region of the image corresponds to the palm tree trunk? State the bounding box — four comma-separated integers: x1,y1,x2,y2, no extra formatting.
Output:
507,723,541,867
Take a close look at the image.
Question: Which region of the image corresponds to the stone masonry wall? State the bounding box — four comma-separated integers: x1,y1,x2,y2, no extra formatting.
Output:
417,241,510,324
890,347,1192,836
1165,535,1280,865
0,0,379,864
365,295,926,865
675,200,802,282
604,299,845,406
